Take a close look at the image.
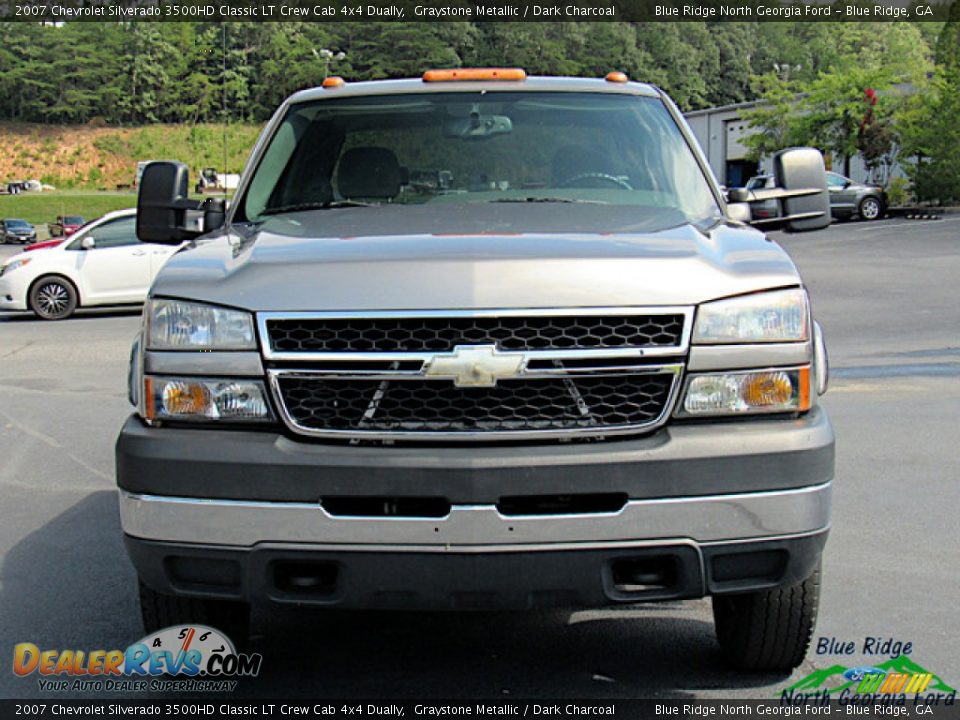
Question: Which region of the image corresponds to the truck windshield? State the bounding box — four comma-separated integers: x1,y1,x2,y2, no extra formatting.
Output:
240,91,720,230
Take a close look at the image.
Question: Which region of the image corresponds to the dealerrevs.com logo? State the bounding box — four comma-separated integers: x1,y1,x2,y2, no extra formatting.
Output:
13,625,262,692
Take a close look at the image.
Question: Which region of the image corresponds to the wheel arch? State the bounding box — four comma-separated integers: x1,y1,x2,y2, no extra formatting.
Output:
27,272,83,311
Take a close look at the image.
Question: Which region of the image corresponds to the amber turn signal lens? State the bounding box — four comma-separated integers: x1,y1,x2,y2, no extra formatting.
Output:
742,372,794,407
162,381,211,416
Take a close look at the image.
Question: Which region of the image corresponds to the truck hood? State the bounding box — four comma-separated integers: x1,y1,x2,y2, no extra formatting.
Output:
152,214,800,312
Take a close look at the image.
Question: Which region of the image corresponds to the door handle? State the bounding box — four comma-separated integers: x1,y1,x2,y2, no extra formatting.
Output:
132,250,147,256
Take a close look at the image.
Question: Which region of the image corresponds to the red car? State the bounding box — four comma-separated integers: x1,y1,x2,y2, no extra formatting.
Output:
23,238,64,252
48,215,85,237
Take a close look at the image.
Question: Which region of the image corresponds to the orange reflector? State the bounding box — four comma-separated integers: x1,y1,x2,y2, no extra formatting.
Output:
605,71,629,83
798,366,812,411
322,76,345,89
143,376,155,421
423,68,527,83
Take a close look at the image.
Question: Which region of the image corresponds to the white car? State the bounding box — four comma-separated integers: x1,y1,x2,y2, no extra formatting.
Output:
0,209,179,320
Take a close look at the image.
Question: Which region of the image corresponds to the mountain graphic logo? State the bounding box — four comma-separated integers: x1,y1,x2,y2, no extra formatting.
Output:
783,656,956,695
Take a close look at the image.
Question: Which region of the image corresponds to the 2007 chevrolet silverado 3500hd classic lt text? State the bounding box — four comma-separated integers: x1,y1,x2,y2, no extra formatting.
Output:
118,70,834,671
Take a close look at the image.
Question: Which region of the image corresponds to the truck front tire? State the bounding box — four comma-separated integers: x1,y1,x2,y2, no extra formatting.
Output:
712,564,820,671
138,579,251,646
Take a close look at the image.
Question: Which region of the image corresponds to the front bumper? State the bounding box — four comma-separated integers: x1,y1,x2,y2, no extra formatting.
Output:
117,407,833,609
0,274,29,310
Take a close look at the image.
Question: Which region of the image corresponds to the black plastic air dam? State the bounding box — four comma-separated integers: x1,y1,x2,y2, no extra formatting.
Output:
125,531,827,611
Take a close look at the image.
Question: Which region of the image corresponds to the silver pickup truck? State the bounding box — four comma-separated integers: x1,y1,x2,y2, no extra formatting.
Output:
118,70,834,671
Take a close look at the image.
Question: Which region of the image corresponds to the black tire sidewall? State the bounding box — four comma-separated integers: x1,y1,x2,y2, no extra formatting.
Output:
29,275,78,320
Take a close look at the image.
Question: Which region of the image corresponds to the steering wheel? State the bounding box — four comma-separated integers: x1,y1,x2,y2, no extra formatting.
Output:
558,172,633,190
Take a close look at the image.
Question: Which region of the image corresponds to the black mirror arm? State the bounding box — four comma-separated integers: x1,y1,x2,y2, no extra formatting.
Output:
201,197,227,233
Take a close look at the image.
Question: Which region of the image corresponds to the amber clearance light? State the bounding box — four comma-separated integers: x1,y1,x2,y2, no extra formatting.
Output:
423,68,527,82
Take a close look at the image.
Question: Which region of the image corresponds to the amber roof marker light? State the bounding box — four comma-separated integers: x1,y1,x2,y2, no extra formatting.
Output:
423,68,527,82
322,76,346,89
605,71,629,83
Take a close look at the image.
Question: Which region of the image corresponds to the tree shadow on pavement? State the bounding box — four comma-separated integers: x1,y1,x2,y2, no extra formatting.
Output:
0,491,141,697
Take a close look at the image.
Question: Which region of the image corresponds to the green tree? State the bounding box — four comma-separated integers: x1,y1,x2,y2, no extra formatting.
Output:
898,11,960,203
739,73,802,162
115,25,179,124
934,0,960,69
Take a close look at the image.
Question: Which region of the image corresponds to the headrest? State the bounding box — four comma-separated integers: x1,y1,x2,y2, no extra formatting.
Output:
337,147,403,199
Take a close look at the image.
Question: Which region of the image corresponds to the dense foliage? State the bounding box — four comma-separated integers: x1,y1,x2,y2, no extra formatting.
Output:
739,17,960,203
0,20,941,124
1,19,957,201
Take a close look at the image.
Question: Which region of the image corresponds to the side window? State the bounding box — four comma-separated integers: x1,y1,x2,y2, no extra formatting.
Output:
88,217,139,249
826,173,846,188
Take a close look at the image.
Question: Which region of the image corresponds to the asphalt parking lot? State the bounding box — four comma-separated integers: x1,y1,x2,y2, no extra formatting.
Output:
1,215,958,700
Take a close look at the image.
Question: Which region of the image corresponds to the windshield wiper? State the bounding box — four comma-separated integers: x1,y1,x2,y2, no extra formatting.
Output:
260,200,376,216
488,197,607,205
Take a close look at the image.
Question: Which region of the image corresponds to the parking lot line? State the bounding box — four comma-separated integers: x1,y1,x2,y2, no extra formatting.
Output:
849,216,960,232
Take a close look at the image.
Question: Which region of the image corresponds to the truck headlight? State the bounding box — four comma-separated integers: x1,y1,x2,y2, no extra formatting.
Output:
143,376,273,423
693,289,809,344
146,299,255,350
677,367,811,417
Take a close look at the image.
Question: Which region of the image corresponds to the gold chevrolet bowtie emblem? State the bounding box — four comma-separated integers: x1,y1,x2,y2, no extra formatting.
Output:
423,345,525,387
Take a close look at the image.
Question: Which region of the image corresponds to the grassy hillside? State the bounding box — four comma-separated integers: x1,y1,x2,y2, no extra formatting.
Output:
0,191,137,227
0,122,262,191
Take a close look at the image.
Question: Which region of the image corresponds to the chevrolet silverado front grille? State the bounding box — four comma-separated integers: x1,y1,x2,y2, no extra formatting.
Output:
264,312,685,354
274,372,677,436
258,308,691,441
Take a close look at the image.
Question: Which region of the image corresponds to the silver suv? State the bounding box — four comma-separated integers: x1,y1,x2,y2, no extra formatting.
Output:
119,70,834,671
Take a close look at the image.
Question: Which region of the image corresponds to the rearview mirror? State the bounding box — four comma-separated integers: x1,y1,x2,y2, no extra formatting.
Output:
136,161,227,245
444,114,513,139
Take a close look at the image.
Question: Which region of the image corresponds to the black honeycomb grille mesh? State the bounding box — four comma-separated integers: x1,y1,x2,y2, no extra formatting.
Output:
267,314,685,353
277,374,674,434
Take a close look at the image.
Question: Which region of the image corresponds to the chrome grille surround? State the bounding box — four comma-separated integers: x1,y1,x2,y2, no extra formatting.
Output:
259,308,692,441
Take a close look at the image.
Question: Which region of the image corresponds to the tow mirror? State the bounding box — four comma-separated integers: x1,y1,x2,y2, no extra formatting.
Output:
726,202,752,224
136,161,227,245
774,147,830,232
741,148,830,232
